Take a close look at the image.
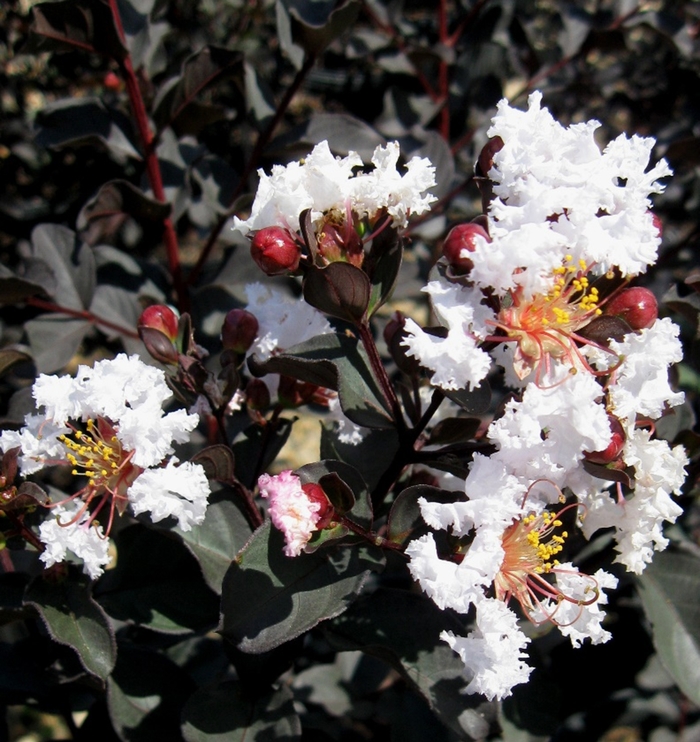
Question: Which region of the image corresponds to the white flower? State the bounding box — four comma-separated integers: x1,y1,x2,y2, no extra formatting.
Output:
607,317,685,421
441,598,532,701
232,140,436,234
0,354,211,576
38,501,111,579
127,459,211,532
579,429,687,573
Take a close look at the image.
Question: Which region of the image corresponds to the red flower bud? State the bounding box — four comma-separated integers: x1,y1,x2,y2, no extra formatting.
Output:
604,287,658,331
221,308,259,353
103,71,121,91
301,482,335,529
442,223,490,274
584,416,626,465
138,304,179,341
250,227,302,276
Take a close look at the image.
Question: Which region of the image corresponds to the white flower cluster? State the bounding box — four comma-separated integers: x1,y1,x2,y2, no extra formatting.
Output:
403,93,687,700
232,140,436,234
0,354,211,578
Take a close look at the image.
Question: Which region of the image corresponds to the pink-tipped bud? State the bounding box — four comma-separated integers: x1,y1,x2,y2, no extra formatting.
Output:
604,287,658,331
584,416,626,465
442,223,490,274
138,304,179,341
221,308,259,354
476,136,504,178
250,227,302,276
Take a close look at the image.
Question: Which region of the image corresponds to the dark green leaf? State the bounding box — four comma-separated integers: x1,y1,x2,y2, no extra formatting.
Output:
36,97,141,164
282,0,361,56
191,445,235,482
220,521,384,653
77,179,170,246
387,485,464,545
325,588,489,739
153,46,244,134
249,332,392,429
231,418,294,490
427,417,481,446
637,549,700,704
0,348,32,378
443,381,491,415
24,0,127,58
303,262,370,324
108,644,195,742
24,573,117,681
25,316,92,374
95,524,220,633
0,265,48,305
182,681,300,741
177,494,253,593
365,227,403,317
29,223,96,310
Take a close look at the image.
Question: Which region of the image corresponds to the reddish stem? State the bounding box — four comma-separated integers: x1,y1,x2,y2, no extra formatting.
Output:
26,297,140,339
107,0,187,310
437,0,450,140
187,53,318,287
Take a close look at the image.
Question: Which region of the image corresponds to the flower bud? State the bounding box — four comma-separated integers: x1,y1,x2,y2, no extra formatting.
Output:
442,223,490,274
317,221,364,267
584,415,626,465
250,227,302,276
103,71,121,91
221,309,259,353
138,305,179,341
604,287,658,331
300,482,335,529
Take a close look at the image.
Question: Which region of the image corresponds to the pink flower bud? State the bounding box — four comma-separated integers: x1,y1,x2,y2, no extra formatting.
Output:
604,287,658,331
442,223,490,274
221,309,259,353
138,305,179,342
250,227,302,276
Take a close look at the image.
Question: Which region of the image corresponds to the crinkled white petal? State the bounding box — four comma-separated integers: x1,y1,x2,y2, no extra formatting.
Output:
441,598,532,701
232,140,436,234
530,566,617,647
244,283,333,362
0,414,69,475
478,91,671,297
127,459,211,531
38,502,111,579
326,395,366,446
607,317,685,420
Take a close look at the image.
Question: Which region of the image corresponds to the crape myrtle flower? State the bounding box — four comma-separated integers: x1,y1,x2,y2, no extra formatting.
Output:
258,470,333,557
402,92,686,700
232,140,437,236
402,91,674,389
0,354,211,578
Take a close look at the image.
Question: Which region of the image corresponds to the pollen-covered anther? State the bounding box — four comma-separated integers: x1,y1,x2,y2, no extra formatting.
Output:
493,502,595,625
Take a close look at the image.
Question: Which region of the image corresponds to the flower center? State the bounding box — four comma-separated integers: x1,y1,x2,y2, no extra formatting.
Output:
57,417,140,525
494,256,602,379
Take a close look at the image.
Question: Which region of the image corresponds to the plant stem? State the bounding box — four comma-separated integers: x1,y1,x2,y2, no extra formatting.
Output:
358,320,406,432
26,297,140,339
106,0,187,310
187,53,318,286
340,516,406,555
